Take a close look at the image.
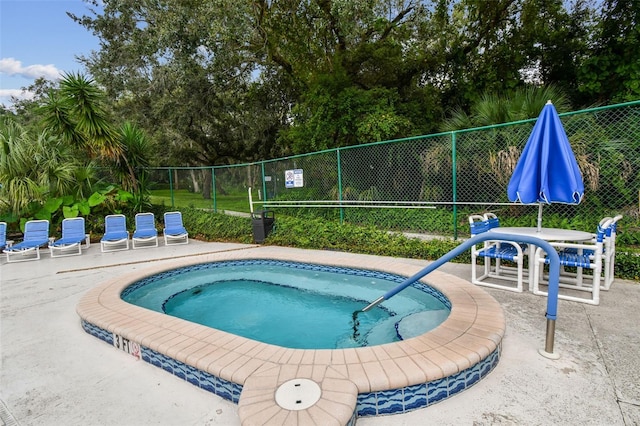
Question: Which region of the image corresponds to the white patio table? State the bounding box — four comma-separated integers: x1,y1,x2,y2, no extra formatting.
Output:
487,227,594,290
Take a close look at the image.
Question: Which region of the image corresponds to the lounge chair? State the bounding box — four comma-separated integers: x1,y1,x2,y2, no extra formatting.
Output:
5,219,50,263
50,217,86,257
163,211,188,245
101,214,129,252
132,212,158,249
0,222,6,252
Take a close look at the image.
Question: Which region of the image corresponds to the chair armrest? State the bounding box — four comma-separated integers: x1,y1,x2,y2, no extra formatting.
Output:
546,241,598,251
485,239,527,254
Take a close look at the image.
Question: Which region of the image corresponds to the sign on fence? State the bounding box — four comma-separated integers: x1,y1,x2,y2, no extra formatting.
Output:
285,169,304,188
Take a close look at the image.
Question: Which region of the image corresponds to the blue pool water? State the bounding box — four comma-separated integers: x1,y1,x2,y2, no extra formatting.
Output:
122,260,450,349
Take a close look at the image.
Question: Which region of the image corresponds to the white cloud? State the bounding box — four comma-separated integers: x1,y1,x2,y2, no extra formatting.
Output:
0,89,33,99
0,58,62,81
0,88,35,104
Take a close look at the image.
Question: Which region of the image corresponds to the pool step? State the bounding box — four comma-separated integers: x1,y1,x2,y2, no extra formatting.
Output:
238,364,358,425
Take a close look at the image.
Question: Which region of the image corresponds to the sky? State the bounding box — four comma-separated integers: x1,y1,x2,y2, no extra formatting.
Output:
0,0,99,106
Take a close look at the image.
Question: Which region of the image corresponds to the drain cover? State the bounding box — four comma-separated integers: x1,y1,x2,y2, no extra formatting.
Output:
274,378,322,410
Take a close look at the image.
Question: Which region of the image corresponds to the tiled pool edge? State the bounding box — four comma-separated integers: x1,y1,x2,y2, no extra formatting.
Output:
81,320,242,402
355,344,500,416
76,248,506,425
82,319,500,418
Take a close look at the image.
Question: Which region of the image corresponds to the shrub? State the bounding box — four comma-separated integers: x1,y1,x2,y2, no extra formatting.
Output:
156,206,638,281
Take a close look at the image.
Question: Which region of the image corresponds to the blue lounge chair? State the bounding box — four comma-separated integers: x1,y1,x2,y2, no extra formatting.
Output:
101,214,129,252
0,222,6,252
163,211,188,245
6,219,50,263
132,212,158,249
50,217,86,257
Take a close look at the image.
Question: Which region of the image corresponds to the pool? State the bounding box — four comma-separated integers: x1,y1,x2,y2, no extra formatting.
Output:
77,248,505,425
121,261,451,349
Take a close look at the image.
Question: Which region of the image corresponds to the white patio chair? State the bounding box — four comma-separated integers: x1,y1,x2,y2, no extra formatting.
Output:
603,214,623,290
556,215,622,291
532,218,612,305
469,214,526,292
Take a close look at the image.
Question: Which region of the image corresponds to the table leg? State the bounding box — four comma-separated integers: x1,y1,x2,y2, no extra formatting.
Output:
527,243,536,292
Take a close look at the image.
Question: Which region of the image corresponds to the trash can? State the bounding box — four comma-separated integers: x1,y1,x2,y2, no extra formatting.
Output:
252,210,275,243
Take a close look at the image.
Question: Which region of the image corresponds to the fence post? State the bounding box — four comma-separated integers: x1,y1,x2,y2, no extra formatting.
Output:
451,131,458,240
337,148,344,224
211,167,217,212
168,168,175,208
261,162,267,205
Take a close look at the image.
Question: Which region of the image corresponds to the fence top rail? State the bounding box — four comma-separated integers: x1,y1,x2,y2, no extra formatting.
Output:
255,200,549,206
256,203,437,209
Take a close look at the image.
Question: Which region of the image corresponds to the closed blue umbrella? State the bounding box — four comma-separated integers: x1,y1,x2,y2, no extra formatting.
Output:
507,100,584,230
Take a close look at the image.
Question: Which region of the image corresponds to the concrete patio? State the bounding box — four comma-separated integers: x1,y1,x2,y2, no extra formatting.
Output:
1,239,638,425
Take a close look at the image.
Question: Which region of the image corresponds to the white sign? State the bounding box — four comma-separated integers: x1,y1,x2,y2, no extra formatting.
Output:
113,333,141,359
285,169,304,188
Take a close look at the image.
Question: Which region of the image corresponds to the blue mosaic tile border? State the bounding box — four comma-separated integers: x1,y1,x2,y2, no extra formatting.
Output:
81,320,500,419
120,259,451,309
356,345,501,417
142,346,242,403
81,320,113,345
81,321,242,403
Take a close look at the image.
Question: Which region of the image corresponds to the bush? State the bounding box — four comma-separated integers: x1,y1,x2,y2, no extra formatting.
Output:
156,206,639,281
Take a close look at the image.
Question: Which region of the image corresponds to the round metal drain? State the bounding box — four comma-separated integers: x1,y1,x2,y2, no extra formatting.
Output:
274,378,322,410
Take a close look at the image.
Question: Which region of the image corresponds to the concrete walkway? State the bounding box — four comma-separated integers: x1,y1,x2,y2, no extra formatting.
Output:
1,240,638,425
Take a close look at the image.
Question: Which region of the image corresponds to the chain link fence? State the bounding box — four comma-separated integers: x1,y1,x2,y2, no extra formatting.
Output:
149,100,640,240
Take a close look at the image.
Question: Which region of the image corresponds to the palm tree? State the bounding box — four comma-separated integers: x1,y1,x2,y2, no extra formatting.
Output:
441,85,572,131
0,119,78,215
112,122,152,211
39,72,123,161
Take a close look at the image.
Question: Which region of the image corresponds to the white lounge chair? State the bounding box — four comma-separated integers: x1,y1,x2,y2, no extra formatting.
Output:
101,214,129,252
50,217,87,257
6,219,50,263
132,212,158,249
0,222,6,253
163,211,188,245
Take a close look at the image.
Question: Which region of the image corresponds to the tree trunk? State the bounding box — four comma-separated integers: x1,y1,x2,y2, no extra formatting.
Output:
201,169,212,200
190,169,200,193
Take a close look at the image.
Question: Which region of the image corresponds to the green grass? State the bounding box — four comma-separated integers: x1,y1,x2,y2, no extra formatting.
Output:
150,189,251,213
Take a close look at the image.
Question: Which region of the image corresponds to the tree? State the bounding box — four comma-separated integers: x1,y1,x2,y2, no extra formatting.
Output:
74,0,446,156
72,0,273,167
70,0,629,163
517,0,594,102
578,0,640,103
0,73,153,219
441,85,572,130
39,72,123,160
0,119,80,216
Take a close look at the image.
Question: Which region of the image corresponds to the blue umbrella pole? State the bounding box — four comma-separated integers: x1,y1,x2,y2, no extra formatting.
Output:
360,233,562,358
